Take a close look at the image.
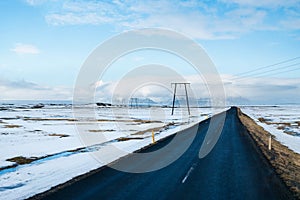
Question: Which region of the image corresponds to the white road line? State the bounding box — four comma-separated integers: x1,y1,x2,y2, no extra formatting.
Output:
181,164,196,184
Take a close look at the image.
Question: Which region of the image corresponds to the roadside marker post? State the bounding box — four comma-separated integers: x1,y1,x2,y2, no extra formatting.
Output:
268,135,272,150
152,130,156,144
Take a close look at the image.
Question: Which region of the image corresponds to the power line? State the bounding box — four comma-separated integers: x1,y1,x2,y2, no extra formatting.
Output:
232,62,300,81
253,67,300,78
233,56,300,77
231,66,300,82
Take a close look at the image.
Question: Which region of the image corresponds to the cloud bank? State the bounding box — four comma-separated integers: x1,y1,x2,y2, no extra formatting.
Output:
1,74,299,104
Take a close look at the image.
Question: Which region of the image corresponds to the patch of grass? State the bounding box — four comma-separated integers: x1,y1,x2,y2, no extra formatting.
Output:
0,117,20,120
284,130,296,136
132,122,175,136
7,156,38,165
132,126,164,135
272,122,291,126
4,124,22,128
48,133,70,138
117,137,144,141
133,119,162,124
67,119,78,122
29,129,43,133
88,129,115,133
23,117,77,121
257,117,272,124
96,119,163,124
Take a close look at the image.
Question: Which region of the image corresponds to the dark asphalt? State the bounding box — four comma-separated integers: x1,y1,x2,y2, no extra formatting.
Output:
36,107,294,200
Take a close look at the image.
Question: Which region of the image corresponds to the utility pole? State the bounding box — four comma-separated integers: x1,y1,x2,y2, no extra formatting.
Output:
130,98,138,108
171,83,190,115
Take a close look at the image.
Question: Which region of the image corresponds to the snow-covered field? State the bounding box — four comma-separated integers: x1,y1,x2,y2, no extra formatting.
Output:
0,103,218,199
241,106,300,154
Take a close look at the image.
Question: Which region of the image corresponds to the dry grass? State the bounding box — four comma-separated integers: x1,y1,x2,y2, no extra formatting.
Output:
23,117,77,122
273,122,292,126
277,126,285,130
117,137,144,141
48,133,69,138
132,126,164,135
284,130,296,135
258,117,270,124
7,156,38,165
131,122,175,136
4,124,22,128
0,117,20,120
96,119,162,124
259,117,293,131
132,119,162,123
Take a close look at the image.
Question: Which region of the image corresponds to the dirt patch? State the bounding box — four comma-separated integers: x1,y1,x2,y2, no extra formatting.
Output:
4,124,22,128
48,133,70,138
7,156,38,165
237,108,300,199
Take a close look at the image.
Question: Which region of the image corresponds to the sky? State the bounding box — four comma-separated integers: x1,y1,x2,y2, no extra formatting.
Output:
1,0,300,104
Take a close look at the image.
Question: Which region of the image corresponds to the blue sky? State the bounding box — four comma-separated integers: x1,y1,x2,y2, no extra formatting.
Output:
1,0,300,104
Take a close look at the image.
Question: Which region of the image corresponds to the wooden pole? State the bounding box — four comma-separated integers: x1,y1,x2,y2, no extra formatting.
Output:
268,135,272,150
152,130,156,144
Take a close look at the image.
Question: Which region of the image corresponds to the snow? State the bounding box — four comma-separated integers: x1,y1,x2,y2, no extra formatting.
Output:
241,106,300,154
0,104,227,199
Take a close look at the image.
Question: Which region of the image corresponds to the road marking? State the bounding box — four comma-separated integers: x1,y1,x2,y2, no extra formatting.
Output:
181,163,197,184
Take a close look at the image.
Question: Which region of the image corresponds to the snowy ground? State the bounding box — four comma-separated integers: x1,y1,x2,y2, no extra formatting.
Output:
241,106,300,154
0,103,223,199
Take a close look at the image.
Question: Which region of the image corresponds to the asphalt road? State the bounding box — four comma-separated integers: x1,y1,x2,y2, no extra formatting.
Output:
35,107,294,200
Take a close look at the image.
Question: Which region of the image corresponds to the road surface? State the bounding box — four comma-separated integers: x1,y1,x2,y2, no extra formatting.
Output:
33,107,294,200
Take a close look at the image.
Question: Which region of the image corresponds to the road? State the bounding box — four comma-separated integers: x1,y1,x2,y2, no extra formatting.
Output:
34,107,294,200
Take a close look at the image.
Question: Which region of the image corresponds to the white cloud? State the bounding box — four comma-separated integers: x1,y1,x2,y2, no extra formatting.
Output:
0,78,72,100
25,0,49,6
220,0,300,8
23,0,299,39
11,43,40,55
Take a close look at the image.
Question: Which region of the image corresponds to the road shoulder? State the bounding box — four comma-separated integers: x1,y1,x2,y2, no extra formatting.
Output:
237,107,300,199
